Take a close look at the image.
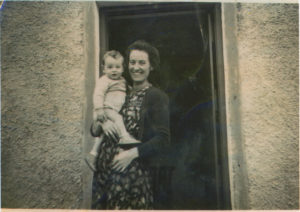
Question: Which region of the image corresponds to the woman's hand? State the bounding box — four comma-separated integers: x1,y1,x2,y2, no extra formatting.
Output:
102,119,119,141
113,148,139,172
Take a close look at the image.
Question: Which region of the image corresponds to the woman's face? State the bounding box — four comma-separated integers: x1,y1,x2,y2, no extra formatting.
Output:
128,50,152,84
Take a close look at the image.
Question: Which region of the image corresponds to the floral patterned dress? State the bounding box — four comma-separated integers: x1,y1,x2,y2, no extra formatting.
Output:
92,85,153,209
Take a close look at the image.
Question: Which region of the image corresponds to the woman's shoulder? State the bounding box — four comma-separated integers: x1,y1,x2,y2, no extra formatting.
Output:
146,86,169,102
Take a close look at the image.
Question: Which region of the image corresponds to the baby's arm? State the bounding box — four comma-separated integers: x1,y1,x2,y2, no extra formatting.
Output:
93,76,110,122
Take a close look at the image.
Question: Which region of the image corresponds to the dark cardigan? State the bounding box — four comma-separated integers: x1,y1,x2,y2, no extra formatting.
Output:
136,86,170,159
91,86,170,162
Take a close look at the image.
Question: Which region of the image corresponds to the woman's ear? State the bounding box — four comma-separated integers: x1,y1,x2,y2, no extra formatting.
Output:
150,66,154,71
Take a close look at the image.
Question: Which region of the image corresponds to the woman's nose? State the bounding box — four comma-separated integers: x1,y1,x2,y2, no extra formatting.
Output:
131,64,140,71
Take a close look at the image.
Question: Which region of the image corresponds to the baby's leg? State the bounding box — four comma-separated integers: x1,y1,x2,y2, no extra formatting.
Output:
105,109,140,144
85,135,104,172
90,135,104,156
105,109,128,137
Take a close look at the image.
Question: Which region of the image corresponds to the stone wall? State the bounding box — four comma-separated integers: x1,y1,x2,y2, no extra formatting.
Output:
222,3,299,209
1,1,94,208
1,1,298,210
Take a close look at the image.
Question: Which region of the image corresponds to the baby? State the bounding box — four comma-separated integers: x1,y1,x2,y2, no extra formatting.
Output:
85,50,137,171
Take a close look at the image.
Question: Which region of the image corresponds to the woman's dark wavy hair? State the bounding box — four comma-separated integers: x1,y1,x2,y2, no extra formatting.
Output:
125,40,160,72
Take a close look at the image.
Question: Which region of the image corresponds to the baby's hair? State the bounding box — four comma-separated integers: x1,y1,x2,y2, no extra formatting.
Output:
102,50,124,65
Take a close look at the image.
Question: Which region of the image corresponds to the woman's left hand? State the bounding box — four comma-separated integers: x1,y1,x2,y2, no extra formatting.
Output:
102,120,119,141
113,148,139,172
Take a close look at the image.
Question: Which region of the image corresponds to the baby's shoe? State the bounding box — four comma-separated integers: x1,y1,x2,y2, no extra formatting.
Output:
119,134,141,144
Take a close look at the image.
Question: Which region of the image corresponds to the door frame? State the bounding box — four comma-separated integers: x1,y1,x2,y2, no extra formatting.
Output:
96,2,231,209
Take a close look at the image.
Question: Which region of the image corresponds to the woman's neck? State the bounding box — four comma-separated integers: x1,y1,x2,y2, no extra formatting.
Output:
132,81,150,91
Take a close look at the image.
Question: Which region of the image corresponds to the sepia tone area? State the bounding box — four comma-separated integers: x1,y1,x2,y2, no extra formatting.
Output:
1,1,299,210
223,3,299,209
1,1,86,208
238,4,298,209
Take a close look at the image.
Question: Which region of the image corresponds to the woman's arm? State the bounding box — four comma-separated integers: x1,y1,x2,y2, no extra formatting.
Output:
137,90,170,158
113,89,170,171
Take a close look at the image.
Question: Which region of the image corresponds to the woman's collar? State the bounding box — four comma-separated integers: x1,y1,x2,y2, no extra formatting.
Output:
130,83,152,94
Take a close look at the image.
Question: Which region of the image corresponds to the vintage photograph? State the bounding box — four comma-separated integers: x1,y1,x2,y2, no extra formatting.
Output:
88,2,229,210
1,1,299,210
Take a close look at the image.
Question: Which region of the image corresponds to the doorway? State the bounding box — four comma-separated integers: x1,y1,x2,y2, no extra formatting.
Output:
97,2,230,209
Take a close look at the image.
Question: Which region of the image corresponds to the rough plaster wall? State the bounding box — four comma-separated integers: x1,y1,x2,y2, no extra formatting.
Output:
223,3,299,209
1,1,86,208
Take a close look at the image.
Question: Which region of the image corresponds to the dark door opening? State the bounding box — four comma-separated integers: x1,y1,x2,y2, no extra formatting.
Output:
98,3,231,210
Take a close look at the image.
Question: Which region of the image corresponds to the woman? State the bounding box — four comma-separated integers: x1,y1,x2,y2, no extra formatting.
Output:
91,40,170,209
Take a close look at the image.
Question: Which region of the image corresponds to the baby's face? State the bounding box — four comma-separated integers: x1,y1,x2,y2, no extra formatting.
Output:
103,56,124,80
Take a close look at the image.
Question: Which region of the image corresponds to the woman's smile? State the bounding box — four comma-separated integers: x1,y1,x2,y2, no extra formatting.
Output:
130,69,146,77
129,50,152,85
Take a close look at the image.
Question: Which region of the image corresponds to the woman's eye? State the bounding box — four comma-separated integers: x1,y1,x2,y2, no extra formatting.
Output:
129,61,135,65
107,65,113,69
139,61,146,65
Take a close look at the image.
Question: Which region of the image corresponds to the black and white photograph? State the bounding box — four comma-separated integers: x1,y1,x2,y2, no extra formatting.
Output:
1,1,299,210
